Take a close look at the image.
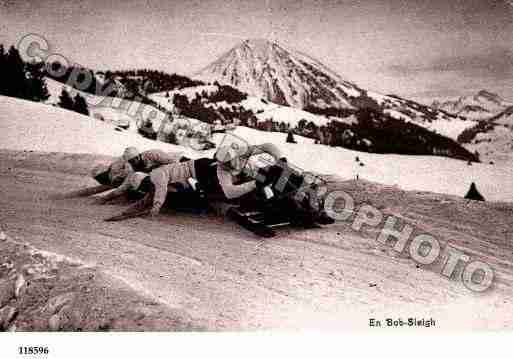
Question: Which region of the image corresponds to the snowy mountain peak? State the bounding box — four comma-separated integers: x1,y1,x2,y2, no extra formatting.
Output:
242,38,276,51
195,39,363,109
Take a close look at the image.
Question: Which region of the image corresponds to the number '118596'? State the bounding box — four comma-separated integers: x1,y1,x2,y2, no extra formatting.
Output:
18,346,49,355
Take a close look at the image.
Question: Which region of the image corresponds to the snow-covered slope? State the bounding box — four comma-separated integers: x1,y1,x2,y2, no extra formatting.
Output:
152,83,475,143
458,106,513,164
0,95,191,157
152,85,218,104
465,125,513,164
222,126,513,202
369,92,475,140
492,106,513,126
433,90,513,120
150,84,478,161
2,95,511,202
150,88,330,128
45,77,168,133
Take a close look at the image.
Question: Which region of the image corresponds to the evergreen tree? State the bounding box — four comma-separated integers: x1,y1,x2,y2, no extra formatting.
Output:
297,119,307,132
464,182,485,201
0,45,5,95
25,61,50,101
4,46,27,99
58,89,74,111
0,44,49,102
73,93,89,116
286,131,297,144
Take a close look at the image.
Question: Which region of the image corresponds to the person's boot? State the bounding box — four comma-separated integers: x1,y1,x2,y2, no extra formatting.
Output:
315,211,335,225
290,211,321,229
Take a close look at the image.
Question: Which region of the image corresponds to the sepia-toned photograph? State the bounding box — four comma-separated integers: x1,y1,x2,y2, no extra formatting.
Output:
0,0,512,344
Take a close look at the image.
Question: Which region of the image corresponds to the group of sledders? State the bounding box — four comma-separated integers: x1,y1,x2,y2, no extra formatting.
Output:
63,143,334,237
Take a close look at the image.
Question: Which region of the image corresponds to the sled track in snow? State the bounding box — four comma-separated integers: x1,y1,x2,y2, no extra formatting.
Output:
1,150,513,330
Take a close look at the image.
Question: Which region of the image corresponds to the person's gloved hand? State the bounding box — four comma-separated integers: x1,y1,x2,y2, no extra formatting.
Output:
254,183,274,201
261,185,274,199
259,164,284,187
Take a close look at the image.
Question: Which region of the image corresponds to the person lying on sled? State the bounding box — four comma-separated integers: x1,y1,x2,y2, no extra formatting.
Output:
103,143,286,220
50,158,133,199
54,148,188,199
94,147,188,185
120,146,188,173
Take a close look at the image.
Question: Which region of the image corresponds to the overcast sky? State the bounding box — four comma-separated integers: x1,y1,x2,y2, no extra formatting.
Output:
1,0,512,104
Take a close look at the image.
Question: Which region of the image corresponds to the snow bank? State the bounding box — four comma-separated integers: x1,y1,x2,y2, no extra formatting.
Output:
216,126,513,202
0,95,192,158
227,126,314,145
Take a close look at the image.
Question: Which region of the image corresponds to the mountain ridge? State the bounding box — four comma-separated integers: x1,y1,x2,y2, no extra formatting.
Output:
432,90,513,120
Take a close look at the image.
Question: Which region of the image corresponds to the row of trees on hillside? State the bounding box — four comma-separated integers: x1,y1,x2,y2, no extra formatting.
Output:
282,108,477,161
170,84,478,161
108,69,203,93
45,61,106,96
173,92,256,125
457,120,496,144
0,44,50,102
201,82,247,103
58,89,89,116
173,94,225,123
46,61,179,121
321,108,478,161
0,43,93,118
